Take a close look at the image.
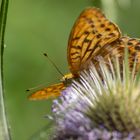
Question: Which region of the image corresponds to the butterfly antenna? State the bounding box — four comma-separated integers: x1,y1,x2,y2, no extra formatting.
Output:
43,53,64,77
26,82,47,92
26,87,36,92
26,86,39,92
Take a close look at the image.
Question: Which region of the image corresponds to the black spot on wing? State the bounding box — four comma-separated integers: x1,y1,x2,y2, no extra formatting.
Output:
100,24,105,28
135,45,140,50
71,52,79,56
84,38,91,43
97,34,102,38
72,36,80,41
71,45,81,49
105,28,111,31
84,31,90,35
85,18,93,24
127,42,133,46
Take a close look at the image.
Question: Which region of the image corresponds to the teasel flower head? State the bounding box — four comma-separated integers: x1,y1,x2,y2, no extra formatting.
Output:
50,56,140,140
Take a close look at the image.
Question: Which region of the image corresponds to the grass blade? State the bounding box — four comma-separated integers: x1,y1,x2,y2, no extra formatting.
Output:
0,0,11,140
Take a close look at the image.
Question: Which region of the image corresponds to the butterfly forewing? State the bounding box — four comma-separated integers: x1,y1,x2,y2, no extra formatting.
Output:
68,7,121,75
29,83,65,100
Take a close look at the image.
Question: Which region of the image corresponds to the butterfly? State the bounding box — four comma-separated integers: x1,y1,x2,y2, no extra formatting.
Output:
28,7,140,100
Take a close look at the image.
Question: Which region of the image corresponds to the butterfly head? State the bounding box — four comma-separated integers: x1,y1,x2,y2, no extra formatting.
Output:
61,73,74,86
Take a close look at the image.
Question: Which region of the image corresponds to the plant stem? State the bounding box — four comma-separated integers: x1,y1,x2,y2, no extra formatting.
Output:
0,0,11,140
101,0,118,22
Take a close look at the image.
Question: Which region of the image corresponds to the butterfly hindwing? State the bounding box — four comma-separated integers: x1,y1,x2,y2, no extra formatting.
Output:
91,36,140,72
29,83,65,100
112,37,140,72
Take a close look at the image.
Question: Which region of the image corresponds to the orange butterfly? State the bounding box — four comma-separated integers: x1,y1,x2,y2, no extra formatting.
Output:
28,7,140,100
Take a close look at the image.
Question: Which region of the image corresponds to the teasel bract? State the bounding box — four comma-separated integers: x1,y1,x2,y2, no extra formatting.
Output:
49,55,140,140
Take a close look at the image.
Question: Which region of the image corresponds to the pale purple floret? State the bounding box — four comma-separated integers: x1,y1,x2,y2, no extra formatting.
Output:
51,88,135,140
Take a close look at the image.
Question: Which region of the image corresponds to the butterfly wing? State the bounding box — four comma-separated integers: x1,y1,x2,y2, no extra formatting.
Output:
93,36,140,71
111,37,140,72
28,83,65,100
67,7,121,75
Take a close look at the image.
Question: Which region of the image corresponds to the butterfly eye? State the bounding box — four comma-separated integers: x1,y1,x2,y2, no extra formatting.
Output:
60,76,66,82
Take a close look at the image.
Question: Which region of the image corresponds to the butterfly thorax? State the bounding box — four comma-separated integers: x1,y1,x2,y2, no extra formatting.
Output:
61,73,74,86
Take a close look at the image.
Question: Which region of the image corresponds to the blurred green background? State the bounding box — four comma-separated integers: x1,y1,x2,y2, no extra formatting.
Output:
4,0,140,140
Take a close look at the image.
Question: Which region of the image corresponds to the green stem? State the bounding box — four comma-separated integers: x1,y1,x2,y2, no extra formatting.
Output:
0,0,11,140
101,0,118,22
